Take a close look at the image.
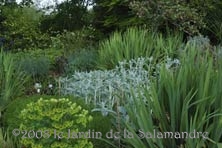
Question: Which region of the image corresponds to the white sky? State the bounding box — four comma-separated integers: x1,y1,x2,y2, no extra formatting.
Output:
16,0,64,8
16,0,92,10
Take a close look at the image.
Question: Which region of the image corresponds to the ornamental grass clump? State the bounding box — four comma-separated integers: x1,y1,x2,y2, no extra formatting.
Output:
120,45,222,148
97,27,183,69
0,49,28,142
18,98,93,148
0,50,27,116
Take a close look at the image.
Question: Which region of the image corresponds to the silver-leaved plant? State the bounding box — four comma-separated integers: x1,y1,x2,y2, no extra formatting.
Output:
58,57,180,116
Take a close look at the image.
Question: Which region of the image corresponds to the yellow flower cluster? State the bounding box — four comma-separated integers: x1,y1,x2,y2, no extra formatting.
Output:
19,97,93,148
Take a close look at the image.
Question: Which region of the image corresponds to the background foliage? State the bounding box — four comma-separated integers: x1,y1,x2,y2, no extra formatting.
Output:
0,6,50,51
92,0,141,37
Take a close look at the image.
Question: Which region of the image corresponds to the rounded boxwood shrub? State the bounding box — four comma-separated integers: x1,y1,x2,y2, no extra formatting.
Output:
18,97,93,148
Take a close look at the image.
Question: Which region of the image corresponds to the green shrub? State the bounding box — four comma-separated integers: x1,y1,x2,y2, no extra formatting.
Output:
120,46,222,148
18,97,93,148
65,49,98,74
130,0,206,36
19,56,50,78
1,6,51,51
14,48,64,70
14,48,68,76
14,49,64,95
17,55,52,95
53,28,95,55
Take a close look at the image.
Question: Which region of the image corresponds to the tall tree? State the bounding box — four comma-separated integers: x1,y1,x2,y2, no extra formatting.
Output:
40,0,92,33
92,0,141,36
0,5,47,50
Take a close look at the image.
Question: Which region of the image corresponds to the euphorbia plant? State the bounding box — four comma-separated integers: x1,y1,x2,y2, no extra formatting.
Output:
19,97,93,148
